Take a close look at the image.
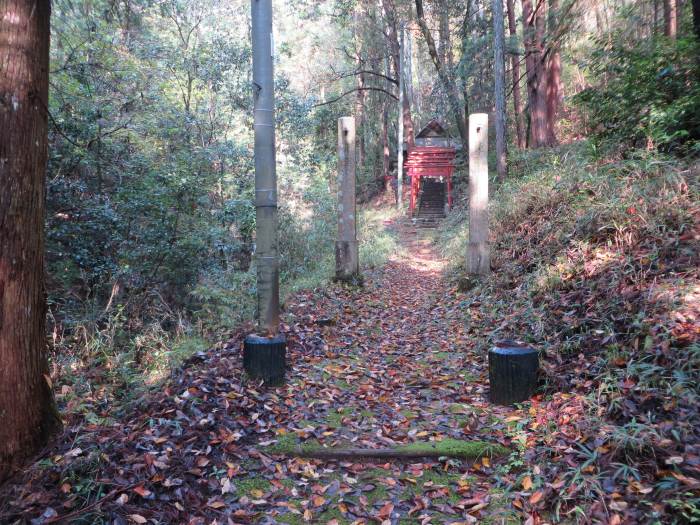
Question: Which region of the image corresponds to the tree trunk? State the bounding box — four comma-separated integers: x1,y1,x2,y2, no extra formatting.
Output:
438,0,451,65
0,0,61,482
545,0,562,141
416,0,468,150
355,70,366,168
693,0,700,40
521,0,556,147
664,0,677,38
493,0,507,180
354,4,366,168
383,0,415,147
507,0,526,149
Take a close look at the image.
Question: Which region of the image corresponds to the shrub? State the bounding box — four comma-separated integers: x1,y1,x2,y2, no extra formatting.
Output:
575,36,700,155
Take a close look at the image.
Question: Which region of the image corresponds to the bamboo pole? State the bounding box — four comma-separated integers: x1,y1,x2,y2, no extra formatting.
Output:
251,0,280,334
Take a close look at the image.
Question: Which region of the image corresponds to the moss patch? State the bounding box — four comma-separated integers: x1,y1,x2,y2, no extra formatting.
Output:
399,439,509,459
264,437,508,460
235,477,271,496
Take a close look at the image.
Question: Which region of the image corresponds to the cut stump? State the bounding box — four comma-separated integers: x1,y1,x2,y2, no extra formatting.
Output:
243,334,286,385
488,340,538,405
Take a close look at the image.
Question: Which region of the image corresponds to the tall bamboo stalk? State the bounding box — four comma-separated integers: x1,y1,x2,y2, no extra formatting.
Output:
397,23,405,210
251,0,280,334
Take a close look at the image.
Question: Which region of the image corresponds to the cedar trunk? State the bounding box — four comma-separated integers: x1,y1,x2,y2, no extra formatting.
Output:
506,0,526,149
0,0,61,482
493,0,508,180
664,0,677,38
521,0,557,147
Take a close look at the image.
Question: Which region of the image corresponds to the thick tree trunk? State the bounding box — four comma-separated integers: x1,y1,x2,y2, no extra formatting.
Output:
0,0,61,482
493,0,507,180
416,0,468,150
521,0,556,147
664,0,677,38
507,0,526,149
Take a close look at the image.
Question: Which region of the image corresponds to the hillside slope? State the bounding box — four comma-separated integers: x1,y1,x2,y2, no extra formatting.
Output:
440,141,699,521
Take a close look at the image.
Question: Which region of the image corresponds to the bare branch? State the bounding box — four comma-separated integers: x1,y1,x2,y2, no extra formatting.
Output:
313,87,398,108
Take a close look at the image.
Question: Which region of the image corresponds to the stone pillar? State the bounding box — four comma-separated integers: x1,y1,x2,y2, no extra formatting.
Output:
467,113,490,275
336,117,360,281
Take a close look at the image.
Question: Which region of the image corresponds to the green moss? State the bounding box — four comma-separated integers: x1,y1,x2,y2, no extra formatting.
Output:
326,407,353,428
398,439,509,459
264,437,508,460
235,477,271,496
264,433,301,454
318,508,350,524
400,469,473,504
335,379,352,391
400,409,417,419
264,435,327,456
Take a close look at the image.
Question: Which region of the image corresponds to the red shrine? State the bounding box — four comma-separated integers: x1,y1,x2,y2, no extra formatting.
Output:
404,119,457,218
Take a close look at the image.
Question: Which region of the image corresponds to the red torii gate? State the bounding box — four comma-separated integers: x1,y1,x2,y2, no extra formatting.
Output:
404,146,456,216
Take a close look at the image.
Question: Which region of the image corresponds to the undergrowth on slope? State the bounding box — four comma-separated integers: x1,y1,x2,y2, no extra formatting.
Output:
439,140,699,521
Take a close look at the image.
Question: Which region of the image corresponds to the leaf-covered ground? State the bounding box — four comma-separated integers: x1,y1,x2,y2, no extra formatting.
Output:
1,215,698,524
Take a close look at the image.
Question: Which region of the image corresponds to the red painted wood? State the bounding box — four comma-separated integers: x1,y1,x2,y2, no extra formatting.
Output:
405,145,456,214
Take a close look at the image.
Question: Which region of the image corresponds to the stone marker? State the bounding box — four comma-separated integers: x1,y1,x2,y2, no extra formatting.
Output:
467,113,490,275
335,116,360,282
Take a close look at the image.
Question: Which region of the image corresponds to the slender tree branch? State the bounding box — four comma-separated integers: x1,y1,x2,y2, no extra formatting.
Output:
312,87,398,107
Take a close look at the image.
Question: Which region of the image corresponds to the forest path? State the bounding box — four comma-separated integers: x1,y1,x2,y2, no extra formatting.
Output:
264,217,518,522
2,217,549,524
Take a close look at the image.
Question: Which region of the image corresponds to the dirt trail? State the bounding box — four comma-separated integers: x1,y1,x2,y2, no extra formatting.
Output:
1,217,558,524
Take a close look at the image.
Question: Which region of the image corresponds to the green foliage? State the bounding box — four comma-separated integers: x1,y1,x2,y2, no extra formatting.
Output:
575,35,700,154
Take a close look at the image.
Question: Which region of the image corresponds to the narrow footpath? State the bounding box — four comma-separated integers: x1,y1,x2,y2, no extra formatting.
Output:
1,218,587,524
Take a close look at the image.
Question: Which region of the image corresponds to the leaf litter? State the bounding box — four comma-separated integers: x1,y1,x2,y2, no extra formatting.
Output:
0,216,697,524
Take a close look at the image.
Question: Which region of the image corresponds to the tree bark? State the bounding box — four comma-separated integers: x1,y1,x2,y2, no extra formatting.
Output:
506,0,526,149
382,0,415,148
521,0,556,147
493,0,508,180
438,0,451,65
0,0,61,482
415,0,468,150
354,3,366,169
545,0,562,140
664,0,677,38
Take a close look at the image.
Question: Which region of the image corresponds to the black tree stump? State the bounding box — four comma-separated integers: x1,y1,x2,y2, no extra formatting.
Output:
488,341,539,405
243,334,287,385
